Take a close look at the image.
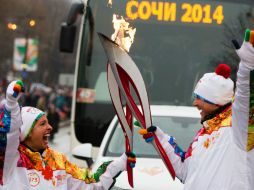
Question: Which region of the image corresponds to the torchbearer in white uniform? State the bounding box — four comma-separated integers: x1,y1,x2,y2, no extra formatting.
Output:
0,80,136,190
139,29,254,190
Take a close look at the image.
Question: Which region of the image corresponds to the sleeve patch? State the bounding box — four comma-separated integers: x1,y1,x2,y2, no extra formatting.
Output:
169,136,186,162
0,107,11,133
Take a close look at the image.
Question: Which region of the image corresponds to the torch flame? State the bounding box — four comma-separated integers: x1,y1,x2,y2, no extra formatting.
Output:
111,14,136,52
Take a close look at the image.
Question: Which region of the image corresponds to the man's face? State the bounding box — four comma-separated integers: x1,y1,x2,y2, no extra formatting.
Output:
192,97,219,120
24,115,52,151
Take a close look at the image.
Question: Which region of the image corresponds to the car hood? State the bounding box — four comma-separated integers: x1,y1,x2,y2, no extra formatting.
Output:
94,157,183,190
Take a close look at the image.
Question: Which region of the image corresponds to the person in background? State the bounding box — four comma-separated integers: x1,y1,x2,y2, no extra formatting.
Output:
47,102,60,142
138,29,254,189
0,78,7,102
36,93,47,111
0,80,136,189
55,89,67,119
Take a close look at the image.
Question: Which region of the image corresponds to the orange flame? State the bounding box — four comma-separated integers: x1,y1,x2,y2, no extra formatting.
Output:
111,14,136,52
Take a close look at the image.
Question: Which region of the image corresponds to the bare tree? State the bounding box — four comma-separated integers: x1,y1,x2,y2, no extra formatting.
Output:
209,7,254,82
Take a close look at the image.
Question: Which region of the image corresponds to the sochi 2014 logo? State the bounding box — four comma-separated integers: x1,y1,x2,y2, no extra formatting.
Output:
28,172,40,187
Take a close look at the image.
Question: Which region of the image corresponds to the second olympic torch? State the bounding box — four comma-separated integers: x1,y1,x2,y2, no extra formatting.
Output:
98,33,176,186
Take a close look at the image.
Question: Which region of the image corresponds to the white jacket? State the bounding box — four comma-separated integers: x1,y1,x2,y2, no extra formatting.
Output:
155,41,254,190
0,101,127,190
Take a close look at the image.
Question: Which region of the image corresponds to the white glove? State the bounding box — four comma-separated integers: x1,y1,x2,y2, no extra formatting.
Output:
234,29,254,68
5,80,24,110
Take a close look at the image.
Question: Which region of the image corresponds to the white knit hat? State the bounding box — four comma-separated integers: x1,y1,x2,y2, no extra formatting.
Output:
20,106,45,141
194,64,234,106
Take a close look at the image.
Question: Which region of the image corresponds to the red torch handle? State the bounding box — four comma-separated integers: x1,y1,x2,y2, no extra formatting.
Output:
154,135,176,179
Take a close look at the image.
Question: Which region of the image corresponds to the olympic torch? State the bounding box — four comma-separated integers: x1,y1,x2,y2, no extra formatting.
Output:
98,33,176,185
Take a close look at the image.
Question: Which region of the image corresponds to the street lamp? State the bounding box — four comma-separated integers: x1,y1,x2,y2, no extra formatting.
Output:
6,19,38,80
29,19,36,27
7,22,18,30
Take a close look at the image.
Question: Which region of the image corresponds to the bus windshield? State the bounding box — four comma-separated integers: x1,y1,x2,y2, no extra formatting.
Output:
74,0,254,145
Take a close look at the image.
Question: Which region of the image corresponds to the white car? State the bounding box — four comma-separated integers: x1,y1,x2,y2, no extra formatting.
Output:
73,105,201,190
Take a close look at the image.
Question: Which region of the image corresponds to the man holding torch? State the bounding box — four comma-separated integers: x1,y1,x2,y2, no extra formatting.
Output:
139,29,254,189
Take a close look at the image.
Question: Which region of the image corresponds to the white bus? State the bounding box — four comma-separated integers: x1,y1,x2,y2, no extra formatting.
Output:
60,0,254,157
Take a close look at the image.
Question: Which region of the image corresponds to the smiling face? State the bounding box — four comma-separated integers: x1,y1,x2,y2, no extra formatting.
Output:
192,98,220,120
23,115,52,151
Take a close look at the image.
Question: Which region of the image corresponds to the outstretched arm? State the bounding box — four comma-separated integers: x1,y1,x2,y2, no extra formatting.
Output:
66,153,135,190
0,81,24,185
139,125,189,183
152,127,189,182
232,29,254,151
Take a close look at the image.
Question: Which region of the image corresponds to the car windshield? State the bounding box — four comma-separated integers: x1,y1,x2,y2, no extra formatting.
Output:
104,115,201,158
